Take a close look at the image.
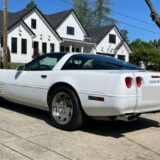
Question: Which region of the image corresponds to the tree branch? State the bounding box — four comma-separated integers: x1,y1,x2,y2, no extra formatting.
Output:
145,0,160,28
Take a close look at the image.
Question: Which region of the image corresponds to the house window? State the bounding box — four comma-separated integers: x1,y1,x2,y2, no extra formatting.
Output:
118,55,125,61
109,34,116,44
60,46,65,52
11,37,17,53
76,48,80,52
42,42,47,54
50,43,55,52
31,19,37,29
1,37,3,47
21,39,27,54
67,26,75,35
33,41,39,49
66,47,69,52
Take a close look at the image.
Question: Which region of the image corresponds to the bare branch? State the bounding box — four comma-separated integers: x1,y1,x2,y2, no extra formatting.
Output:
145,0,160,28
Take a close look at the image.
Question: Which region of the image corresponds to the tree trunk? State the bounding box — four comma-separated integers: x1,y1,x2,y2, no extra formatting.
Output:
145,0,160,28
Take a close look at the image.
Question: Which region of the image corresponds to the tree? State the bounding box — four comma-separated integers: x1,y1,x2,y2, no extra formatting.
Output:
72,0,93,27
93,0,115,27
72,0,114,27
130,39,160,71
26,0,36,9
120,29,129,43
149,39,160,50
145,0,160,28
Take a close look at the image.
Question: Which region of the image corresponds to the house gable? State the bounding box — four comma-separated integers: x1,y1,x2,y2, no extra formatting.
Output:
22,8,61,41
96,26,131,55
115,44,130,62
21,8,61,53
56,11,88,41
8,23,33,63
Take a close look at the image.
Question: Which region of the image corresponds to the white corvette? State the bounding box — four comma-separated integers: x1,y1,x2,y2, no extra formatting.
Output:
0,52,160,130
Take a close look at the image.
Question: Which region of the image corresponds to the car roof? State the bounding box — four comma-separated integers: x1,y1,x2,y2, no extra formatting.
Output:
45,52,142,70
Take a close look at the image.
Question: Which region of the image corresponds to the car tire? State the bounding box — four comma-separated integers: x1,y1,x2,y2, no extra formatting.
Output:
49,86,83,131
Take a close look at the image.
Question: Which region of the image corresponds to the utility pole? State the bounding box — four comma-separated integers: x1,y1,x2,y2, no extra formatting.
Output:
3,0,8,69
145,0,160,28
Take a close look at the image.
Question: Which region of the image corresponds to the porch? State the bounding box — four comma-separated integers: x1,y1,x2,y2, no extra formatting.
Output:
60,38,96,54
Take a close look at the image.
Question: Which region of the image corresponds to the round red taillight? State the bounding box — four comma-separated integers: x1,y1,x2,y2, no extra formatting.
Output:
125,77,132,88
136,77,142,88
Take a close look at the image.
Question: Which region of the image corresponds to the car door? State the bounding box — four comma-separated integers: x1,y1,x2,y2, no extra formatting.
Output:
6,54,63,109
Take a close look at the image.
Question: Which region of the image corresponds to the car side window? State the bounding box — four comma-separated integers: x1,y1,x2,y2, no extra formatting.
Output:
62,55,120,70
25,54,63,71
62,56,85,70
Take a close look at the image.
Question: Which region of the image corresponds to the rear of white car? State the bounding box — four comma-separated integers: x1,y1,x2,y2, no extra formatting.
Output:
1,53,160,130
77,70,160,117
134,71,160,113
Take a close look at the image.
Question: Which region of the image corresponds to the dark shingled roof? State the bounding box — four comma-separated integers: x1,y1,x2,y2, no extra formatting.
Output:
115,40,125,51
0,7,72,35
45,9,72,29
87,25,114,44
0,5,36,33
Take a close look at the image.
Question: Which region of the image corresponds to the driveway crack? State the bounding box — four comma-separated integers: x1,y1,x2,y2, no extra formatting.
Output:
0,143,33,160
124,137,160,157
0,128,72,160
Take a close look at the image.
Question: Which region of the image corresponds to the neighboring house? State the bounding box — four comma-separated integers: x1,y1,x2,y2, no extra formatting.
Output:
0,6,131,63
87,25,131,62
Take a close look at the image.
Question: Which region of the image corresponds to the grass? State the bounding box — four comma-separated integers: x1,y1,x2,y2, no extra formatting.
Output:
10,63,25,69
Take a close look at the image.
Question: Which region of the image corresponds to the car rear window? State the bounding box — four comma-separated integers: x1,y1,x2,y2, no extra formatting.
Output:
62,54,142,70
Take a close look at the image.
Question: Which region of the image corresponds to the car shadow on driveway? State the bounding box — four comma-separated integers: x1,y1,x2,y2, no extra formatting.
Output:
1,101,159,138
81,118,159,138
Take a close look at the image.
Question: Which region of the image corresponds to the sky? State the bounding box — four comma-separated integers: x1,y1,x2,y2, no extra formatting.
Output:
0,0,160,42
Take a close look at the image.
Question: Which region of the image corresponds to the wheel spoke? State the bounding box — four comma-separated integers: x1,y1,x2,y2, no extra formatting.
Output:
51,92,73,125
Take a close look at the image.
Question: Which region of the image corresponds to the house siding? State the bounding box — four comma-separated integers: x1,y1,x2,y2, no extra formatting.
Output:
8,24,33,63
23,11,60,54
96,28,121,54
96,28,130,62
56,13,86,41
115,45,129,62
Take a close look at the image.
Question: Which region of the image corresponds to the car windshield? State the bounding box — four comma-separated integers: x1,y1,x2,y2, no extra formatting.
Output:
25,53,66,71
62,54,143,70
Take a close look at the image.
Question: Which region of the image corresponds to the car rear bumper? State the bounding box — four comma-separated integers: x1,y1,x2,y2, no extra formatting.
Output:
78,92,160,117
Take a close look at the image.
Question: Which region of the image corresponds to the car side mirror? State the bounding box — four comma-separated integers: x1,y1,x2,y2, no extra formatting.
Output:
17,65,25,71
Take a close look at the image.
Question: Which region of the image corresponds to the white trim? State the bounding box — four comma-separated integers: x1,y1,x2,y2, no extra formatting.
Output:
22,8,62,42
62,38,96,46
57,11,88,37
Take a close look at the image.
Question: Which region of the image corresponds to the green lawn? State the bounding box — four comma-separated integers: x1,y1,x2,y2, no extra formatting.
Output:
10,63,25,69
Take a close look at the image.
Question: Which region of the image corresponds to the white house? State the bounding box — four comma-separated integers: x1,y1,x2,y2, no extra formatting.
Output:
0,5,131,63
87,25,131,62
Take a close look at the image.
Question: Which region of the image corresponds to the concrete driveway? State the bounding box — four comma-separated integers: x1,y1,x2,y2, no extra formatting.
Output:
0,102,160,160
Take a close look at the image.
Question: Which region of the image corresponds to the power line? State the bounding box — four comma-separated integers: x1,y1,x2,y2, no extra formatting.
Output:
59,0,160,35
107,17,160,34
112,10,154,26
87,1,154,26
60,0,72,5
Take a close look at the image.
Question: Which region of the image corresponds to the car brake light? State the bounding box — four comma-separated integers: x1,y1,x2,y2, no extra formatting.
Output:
125,77,132,88
136,77,142,87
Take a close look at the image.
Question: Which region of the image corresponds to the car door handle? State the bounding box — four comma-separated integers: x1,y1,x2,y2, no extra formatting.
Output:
41,75,47,79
